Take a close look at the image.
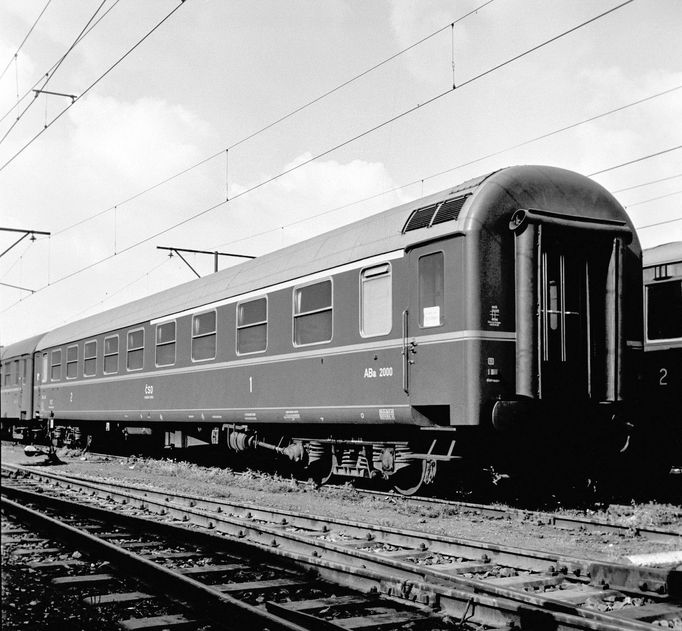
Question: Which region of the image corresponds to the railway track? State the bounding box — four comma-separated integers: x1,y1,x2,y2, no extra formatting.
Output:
3,462,681,630
2,480,448,630
339,487,682,545
72,445,682,543
7,440,680,541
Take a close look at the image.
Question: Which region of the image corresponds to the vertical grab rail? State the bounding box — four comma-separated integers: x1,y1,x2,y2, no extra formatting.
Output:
402,309,409,395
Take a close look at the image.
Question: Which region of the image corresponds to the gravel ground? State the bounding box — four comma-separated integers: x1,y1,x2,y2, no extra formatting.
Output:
2,444,681,565
1,516,119,630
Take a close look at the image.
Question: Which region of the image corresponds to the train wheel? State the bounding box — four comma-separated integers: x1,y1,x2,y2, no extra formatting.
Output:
393,459,436,496
306,452,334,486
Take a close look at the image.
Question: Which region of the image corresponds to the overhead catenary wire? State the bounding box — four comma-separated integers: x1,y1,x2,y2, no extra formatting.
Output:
0,0,655,311
64,257,171,322
612,173,682,194
626,189,682,208
52,0,499,237
0,0,109,146
48,0,639,250
637,216,682,230
0,0,122,127
3,141,676,317
589,145,682,176
0,0,188,173
0,0,53,83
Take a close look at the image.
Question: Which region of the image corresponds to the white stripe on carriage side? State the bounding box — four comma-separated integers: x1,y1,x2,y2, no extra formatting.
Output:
39,329,516,391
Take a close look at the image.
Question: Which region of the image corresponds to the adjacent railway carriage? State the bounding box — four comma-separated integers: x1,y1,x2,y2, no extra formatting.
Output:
1,334,43,442
0,166,644,493
641,241,682,474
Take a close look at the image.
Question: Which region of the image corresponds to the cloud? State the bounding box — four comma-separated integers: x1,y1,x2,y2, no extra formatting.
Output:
68,94,211,185
223,152,405,250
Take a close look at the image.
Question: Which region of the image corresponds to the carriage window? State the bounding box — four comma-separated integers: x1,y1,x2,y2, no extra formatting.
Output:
361,264,392,337
293,280,332,346
66,345,78,379
237,298,267,354
103,335,119,374
647,280,682,340
419,252,444,327
84,340,97,376
192,311,216,361
156,321,176,366
50,349,62,381
2,363,9,386
127,329,144,371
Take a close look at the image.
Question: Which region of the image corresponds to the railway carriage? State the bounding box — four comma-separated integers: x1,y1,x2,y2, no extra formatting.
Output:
0,334,43,442
640,241,682,475
1,166,644,493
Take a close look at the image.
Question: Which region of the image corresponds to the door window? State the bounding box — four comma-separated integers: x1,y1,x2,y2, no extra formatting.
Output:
418,252,444,327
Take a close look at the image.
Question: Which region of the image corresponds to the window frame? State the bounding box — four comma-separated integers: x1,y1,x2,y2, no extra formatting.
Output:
359,262,393,338
66,344,78,380
645,280,682,343
418,250,445,329
126,327,145,372
236,296,268,355
191,309,217,362
50,349,62,381
41,353,48,384
83,340,97,377
292,278,333,347
155,320,177,367
103,334,119,375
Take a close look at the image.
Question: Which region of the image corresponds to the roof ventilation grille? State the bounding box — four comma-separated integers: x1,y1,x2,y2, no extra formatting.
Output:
402,195,469,233
432,195,467,225
403,204,438,233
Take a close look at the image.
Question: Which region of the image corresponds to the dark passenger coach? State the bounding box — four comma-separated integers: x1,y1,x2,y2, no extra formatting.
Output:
1,166,644,493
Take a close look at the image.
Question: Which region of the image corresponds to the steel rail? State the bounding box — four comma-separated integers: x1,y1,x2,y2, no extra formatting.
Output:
2,480,671,631
72,446,681,543
339,487,682,544
3,463,680,630
0,494,313,631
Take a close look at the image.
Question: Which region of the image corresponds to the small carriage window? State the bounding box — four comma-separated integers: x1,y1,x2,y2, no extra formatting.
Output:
103,335,119,374
361,264,392,337
647,280,682,340
192,311,216,361
127,329,144,371
293,280,332,346
156,321,176,366
418,252,444,327
66,345,78,379
50,349,62,381
237,298,267,354
84,341,97,376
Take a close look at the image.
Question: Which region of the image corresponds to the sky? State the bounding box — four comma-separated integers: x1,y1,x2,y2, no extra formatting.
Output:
1,0,681,347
